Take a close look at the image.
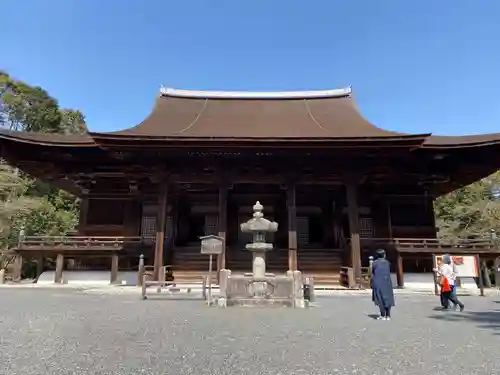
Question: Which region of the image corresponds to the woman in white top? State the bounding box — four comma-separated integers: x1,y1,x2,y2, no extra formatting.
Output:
434,254,464,311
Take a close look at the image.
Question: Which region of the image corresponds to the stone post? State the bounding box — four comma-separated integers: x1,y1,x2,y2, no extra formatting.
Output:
138,254,145,286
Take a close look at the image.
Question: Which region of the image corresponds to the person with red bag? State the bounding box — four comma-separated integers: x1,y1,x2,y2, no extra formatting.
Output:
433,254,464,311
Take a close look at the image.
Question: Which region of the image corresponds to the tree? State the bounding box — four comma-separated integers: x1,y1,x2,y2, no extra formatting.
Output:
0,72,82,256
0,71,62,133
60,109,88,134
434,171,500,240
0,164,41,249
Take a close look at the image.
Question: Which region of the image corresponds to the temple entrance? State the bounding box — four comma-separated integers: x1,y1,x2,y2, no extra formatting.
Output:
187,214,204,242
308,214,324,246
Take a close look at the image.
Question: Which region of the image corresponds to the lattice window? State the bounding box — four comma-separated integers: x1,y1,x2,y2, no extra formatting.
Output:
359,217,374,238
204,214,219,236
141,216,156,238
297,216,309,245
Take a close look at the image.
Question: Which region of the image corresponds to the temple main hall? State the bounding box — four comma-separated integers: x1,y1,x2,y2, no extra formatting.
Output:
3,86,500,286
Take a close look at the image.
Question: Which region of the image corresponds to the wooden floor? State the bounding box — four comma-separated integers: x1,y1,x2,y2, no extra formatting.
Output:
171,246,344,285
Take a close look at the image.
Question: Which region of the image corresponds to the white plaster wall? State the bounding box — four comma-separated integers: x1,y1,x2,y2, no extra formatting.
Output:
37,271,139,286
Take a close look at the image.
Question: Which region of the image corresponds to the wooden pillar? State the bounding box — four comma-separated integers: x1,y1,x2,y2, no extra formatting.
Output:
54,253,64,283
77,196,89,235
387,201,393,239
217,185,228,272
110,253,119,284
153,183,168,281
12,254,23,282
287,184,298,271
396,251,404,287
346,180,362,284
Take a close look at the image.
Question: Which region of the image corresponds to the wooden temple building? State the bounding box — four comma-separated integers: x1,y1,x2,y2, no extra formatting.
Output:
2,86,500,286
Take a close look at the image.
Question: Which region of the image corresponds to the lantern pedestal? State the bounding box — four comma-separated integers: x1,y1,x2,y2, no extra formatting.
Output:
217,201,307,308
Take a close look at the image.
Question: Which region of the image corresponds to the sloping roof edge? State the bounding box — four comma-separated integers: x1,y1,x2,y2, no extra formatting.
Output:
423,133,500,148
0,129,96,147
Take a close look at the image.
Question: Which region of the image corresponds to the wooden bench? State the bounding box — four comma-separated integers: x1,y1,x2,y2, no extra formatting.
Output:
140,266,208,300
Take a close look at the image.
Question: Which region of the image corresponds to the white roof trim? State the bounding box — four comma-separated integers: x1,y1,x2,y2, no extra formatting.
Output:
159,86,351,99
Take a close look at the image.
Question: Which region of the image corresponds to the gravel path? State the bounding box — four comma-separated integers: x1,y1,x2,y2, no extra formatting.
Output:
0,289,499,375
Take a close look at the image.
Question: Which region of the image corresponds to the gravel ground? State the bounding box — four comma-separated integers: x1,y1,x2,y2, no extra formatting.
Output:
0,289,499,375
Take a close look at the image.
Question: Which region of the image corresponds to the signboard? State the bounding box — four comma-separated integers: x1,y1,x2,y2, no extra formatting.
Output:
434,254,479,278
200,235,223,255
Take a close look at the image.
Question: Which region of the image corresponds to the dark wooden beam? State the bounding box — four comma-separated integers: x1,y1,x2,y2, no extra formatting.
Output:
346,179,362,285
396,251,404,287
153,182,168,280
287,184,298,271
217,184,228,273
110,253,119,284
77,196,89,235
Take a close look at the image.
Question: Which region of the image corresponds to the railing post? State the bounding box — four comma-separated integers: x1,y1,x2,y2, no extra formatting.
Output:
17,227,25,248
138,254,145,286
368,255,374,287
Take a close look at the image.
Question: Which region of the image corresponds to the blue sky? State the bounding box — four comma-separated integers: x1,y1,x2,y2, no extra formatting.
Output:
2,1,500,135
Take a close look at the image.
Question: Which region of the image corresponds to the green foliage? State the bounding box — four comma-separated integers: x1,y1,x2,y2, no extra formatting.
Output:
8,198,78,243
60,108,88,134
0,72,84,255
434,171,500,239
0,71,87,134
0,71,62,133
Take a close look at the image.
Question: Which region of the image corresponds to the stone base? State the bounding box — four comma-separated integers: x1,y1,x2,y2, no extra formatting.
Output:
226,298,294,307
218,269,307,308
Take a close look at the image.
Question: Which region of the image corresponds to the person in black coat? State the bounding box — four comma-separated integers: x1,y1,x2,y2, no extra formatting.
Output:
371,249,395,320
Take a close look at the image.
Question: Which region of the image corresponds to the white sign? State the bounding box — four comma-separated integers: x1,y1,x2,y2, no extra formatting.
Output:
434,254,479,278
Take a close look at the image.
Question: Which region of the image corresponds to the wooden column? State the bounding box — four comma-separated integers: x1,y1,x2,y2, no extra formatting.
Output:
387,201,393,238
77,196,89,235
54,253,64,283
153,183,168,281
110,253,119,284
346,181,362,284
287,184,298,271
396,251,404,287
217,185,228,272
12,254,23,282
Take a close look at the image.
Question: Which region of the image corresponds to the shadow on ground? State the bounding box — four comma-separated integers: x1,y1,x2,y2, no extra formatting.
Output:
429,306,500,335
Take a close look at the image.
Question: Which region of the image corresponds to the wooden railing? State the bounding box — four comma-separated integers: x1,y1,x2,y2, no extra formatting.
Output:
340,266,372,289
16,236,155,251
357,237,498,252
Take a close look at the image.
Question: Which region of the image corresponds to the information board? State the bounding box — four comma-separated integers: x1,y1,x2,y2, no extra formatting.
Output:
434,254,479,278
200,235,223,255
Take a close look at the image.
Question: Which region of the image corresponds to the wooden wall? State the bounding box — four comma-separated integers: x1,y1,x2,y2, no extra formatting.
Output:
78,198,141,237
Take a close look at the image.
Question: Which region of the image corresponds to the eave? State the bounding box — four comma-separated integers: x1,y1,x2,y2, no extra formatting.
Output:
88,133,431,149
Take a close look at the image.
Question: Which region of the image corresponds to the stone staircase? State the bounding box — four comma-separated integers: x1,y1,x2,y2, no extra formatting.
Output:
171,244,344,286
169,244,216,282
226,247,289,272
298,248,344,286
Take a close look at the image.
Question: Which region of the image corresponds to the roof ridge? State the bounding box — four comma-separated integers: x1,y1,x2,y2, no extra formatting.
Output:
159,86,352,99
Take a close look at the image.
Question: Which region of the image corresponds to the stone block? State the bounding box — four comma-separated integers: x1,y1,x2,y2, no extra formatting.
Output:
221,273,306,308
219,269,231,298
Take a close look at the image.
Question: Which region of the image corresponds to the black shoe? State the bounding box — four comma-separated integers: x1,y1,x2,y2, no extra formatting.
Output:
459,305,465,312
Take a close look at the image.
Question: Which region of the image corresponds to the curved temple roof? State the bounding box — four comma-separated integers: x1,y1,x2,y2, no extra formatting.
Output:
0,86,500,148
90,86,427,141
0,129,94,146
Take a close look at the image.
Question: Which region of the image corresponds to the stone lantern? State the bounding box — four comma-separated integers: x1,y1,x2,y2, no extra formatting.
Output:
216,201,306,308
240,201,278,279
